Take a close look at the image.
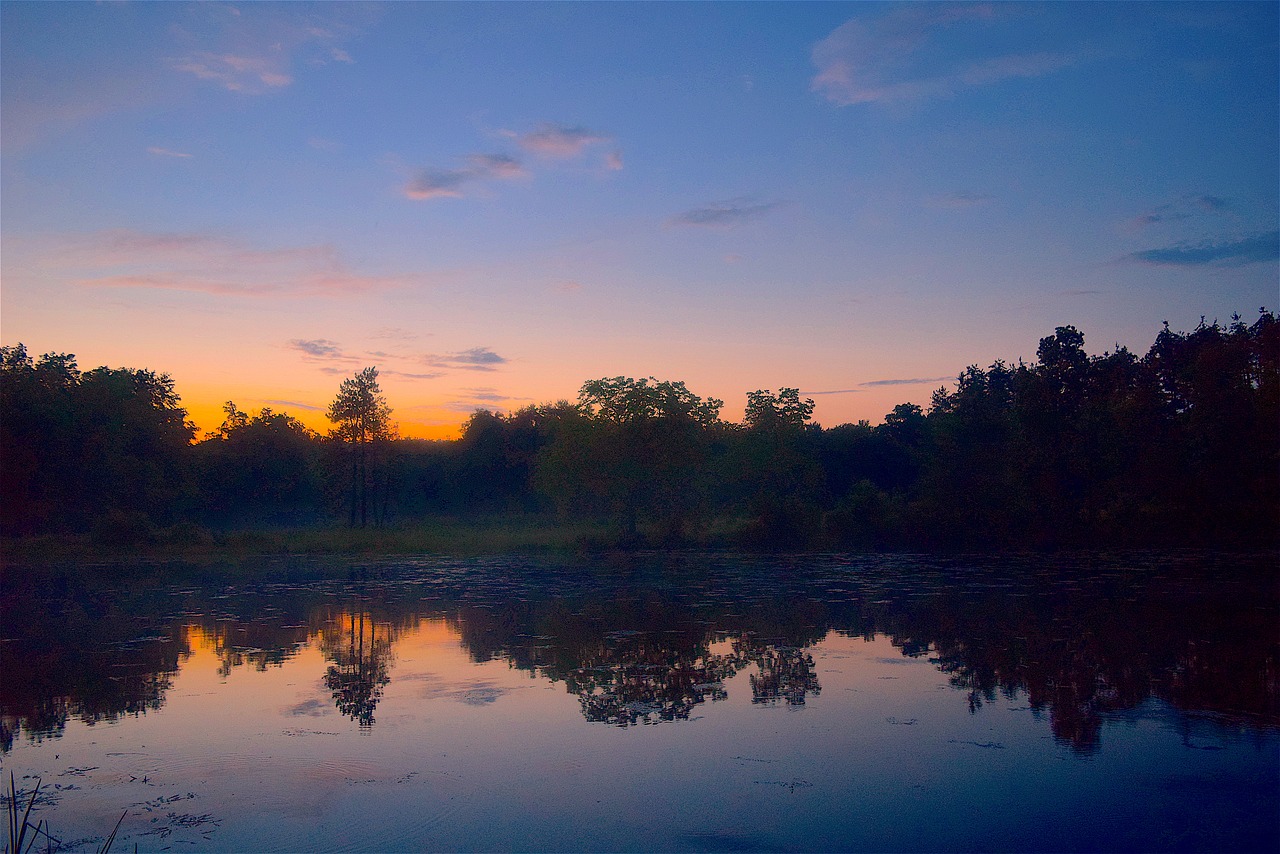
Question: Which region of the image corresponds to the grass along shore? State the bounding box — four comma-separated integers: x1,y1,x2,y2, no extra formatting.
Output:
0,514,712,562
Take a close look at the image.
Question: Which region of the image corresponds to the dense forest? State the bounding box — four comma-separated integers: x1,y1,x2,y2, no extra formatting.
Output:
2,311,1277,551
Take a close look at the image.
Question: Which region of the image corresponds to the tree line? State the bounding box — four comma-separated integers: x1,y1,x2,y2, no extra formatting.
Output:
1,310,1276,550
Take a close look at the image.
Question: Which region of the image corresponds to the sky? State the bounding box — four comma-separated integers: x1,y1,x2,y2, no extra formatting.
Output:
2,2,1277,439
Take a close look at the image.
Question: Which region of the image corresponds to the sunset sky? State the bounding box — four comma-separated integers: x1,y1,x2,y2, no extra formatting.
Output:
3,2,1276,438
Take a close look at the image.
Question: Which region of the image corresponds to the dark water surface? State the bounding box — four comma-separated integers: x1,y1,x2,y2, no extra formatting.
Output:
2,551,1276,852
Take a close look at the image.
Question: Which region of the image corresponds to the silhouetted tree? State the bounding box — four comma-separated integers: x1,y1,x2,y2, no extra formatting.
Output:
192,402,321,525
735,388,824,549
536,377,724,541
327,368,394,528
0,345,195,536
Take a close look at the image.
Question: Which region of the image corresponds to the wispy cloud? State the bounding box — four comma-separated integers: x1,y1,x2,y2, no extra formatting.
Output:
1123,194,1233,232
380,369,447,381
451,347,507,366
462,388,513,403
802,389,864,396
669,198,782,228
1122,232,1279,268
286,338,445,381
859,376,954,387
423,347,509,372
812,5,1079,107
289,338,507,379
371,326,421,341
287,338,349,359
61,229,417,297
404,153,526,200
170,5,368,94
147,146,193,159
441,387,530,413
261,399,323,412
173,53,292,93
403,122,619,202
514,123,610,159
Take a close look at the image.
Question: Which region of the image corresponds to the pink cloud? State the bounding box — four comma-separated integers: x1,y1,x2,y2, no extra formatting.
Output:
811,5,1077,107
517,123,610,159
173,53,293,93
403,153,526,201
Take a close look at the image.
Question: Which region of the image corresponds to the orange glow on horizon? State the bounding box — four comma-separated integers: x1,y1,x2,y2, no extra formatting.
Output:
182,397,465,443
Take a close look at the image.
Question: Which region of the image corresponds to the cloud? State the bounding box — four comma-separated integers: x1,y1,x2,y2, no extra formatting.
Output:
442,401,499,413
1196,195,1230,211
285,698,330,717
404,153,526,200
452,347,507,366
379,369,447,381
1122,232,1279,268
1124,194,1233,232
371,326,420,341
261,399,323,412
62,229,416,297
169,5,369,93
463,388,511,403
147,146,193,159
423,347,509,372
402,121,618,202
404,170,470,201
287,338,348,359
811,5,1078,107
859,376,954,387
399,348,511,374
172,53,293,93
468,153,524,179
670,198,782,228
515,123,610,159
440,388,530,414
284,335,504,381
802,389,864,396
286,341,442,381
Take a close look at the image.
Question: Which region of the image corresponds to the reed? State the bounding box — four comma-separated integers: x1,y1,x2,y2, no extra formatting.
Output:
4,773,127,854
4,773,45,854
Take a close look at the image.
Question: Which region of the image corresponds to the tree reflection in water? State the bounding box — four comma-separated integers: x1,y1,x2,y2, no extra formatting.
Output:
570,635,744,726
319,611,395,727
1,554,1275,753
741,644,821,706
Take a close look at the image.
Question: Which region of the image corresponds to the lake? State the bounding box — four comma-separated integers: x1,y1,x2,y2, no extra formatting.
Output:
2,551,1276,852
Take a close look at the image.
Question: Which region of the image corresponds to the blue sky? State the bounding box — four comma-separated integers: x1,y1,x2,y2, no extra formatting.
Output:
3,1,1276,436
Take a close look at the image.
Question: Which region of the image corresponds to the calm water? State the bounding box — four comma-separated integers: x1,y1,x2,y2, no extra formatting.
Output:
2,552,1276,852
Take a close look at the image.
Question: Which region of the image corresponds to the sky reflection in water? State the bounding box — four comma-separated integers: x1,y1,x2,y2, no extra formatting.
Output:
2,552,1276,852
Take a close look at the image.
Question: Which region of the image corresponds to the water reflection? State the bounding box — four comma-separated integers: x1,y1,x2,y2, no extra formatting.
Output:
1,553,1275,754
745,644,821,706
320,612,395,727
